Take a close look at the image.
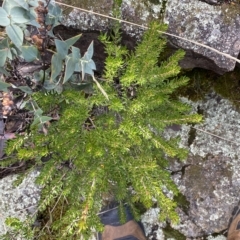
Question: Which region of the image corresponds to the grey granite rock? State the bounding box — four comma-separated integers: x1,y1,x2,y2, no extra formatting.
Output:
0,171,41,236
61,0,240,74
164,0,240,74
163,91,240,238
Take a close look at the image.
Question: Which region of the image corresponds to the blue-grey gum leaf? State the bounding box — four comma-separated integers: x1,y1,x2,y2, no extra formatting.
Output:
55,39,68,60
3,0,19,14
12,0,29,10
0,49,8,67
0,81,10,92
71,46,81,59
65,34,82,48
63,57,77,84
86,41,94,59
6,24,23,48
0,8,10,26
10,7,30,23
28,0,39,7
48,2,62,16
0,67,10,76
17,85,33,94
21,46,38,62
50,52,62,81
0,38,9,49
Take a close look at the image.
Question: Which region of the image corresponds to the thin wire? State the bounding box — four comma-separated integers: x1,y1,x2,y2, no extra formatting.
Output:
192,126,240,145
55,1,240,64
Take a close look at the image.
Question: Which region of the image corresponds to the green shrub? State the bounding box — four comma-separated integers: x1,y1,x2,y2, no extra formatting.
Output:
0,0,202,238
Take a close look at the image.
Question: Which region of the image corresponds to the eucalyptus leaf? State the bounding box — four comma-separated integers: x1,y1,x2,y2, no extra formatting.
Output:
63,57,77,83
21,45,38,62
65,34,81,48
55,39,68,60
45,14,55,26
10,46,18,58
73,82,92,91
33,70,44,82
75,60,82,72
32,112,50,125
0,67,10,76
28,0,39,7
0,38,9,49
43,80,58,90
84,41,94,60
39,115,52,123
29,7,37,21
54,83,63,94
32,117,40,126
29,19,41,28
7,49,12,60
12,0,29,10
47,29,55,38
17,85,32,94
6,24,23,47
87,59,96,71
0,80,10,92
0,49,8,67
0,8,10,26
34,108,43,116
24,28,31,38
81,61,85,79
10,7,30,23
50,52,62,81
0,38,12,60
81,59,96,77
48,2,62,17
71,46,80,59
82,62,94,76
2,0,19,14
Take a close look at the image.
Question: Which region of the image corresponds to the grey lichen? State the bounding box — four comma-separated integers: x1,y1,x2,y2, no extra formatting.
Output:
163,91,240,237
164,0,240,72
61,0,165,38
0,171,41,235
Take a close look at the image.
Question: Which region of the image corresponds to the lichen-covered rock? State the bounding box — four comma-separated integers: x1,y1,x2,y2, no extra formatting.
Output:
0,171,41,235
61,0,240,74
141,208,166,240
164,0,240,74
173,154,234,237
61,0,163,38
164,91,240,238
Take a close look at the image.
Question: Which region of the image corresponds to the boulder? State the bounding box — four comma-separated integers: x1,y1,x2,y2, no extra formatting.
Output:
163,91,240,239
0,171,41,237
164,0,240,74
60,0,240,74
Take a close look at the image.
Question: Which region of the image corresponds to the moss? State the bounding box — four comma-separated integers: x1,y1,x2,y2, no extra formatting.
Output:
174,192,190,214
188,126,196,146
174,68,217,101
183,154,233,200
173,66,240,112
213,68,240,111
147,0,160,4
34,197,73,240
160,0,168,18
162,222,186,240
220,2,240,25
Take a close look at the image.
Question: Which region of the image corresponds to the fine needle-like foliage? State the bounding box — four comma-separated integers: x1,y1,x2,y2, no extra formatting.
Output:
3,22,202,239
